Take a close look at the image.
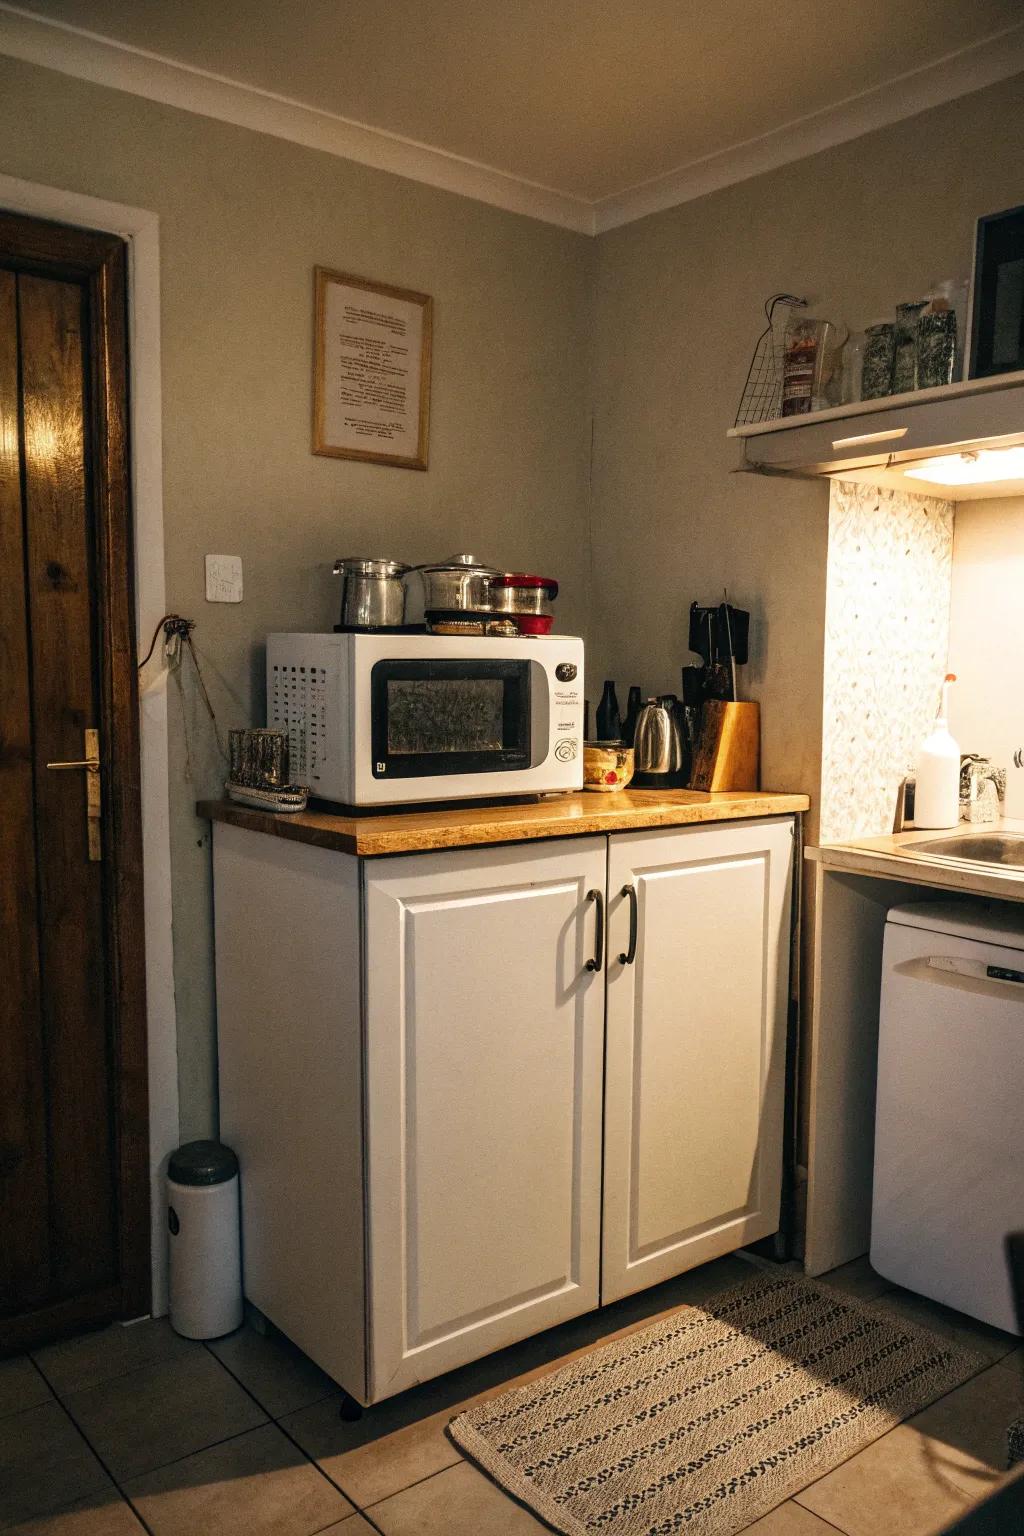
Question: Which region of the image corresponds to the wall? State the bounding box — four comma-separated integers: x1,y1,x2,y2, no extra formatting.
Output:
590,73,1024,835
0,54,595,1137
948,495,1024,783
819,481,953,842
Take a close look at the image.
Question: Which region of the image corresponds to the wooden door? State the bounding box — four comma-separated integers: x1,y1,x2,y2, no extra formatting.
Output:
363,838,606,1400
602,818,794,1303
0,213,148,1352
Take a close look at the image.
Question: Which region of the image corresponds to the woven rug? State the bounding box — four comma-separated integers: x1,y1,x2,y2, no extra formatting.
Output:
448,1269,986,1536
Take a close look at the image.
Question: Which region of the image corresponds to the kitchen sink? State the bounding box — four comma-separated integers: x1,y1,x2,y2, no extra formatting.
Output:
902,832,1024,866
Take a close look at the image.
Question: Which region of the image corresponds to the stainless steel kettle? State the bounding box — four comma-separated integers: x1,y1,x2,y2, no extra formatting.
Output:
633,697,685,776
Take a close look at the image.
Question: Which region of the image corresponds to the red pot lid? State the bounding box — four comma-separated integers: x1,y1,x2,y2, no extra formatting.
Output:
490,572,559,597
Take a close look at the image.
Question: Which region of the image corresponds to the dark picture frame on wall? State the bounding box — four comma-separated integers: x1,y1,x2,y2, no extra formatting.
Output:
968,204,1024,380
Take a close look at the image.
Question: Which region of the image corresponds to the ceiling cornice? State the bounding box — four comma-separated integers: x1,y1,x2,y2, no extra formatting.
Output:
0,3,597,234
1,3,1022,239
593,21,1024,233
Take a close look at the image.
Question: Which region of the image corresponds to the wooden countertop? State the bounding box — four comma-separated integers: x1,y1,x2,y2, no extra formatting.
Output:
807,818,1024,903
198,788,809,858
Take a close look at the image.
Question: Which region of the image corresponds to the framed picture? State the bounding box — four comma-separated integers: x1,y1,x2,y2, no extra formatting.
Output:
313,267,432,469
968,204,1024,380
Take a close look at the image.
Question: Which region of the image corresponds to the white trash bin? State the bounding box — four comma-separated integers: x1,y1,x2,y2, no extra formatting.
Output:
167,1140,243,1339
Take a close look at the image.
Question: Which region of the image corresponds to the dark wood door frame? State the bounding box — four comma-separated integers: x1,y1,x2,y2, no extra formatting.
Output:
0,210,149,1349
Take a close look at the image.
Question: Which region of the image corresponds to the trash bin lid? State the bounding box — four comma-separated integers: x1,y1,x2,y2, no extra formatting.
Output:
168,1140,239,1186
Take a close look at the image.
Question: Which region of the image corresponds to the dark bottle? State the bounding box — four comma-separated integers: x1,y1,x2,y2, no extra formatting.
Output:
596,680,622,741
621,685,643,745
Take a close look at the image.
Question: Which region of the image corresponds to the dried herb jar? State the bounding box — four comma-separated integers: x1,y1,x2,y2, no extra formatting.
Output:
861,322,896,400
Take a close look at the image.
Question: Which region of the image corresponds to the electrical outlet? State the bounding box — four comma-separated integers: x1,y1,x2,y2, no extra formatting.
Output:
205,554,243,603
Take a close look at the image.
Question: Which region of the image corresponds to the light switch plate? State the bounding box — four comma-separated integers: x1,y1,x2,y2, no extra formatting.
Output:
205,554,243,603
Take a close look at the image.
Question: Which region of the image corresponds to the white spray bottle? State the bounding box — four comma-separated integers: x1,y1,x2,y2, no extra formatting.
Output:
914,673,960,830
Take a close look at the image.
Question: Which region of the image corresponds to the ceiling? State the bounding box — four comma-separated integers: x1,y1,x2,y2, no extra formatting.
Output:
5,0,1024,228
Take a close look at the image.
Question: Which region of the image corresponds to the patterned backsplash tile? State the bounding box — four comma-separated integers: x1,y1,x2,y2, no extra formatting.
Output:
820,479,954,842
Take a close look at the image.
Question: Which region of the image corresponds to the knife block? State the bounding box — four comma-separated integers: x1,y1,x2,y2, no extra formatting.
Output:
690,700,760,792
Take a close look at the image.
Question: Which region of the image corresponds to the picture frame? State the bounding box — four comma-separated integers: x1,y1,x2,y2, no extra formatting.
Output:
967,203,1024,380
313,266,432,469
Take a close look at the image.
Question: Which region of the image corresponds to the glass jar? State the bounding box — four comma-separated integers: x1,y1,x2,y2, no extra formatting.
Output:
916,308,957,389
892,300,926,393
861,323,895,400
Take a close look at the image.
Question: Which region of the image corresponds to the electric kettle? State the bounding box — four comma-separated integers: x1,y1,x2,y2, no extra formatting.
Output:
633,697,687,786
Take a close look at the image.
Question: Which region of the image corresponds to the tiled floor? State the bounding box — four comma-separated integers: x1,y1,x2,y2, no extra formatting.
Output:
1,1254,1021,1535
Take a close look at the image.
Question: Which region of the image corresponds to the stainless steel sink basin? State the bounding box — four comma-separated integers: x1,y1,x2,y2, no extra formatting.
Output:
902,832,1024,866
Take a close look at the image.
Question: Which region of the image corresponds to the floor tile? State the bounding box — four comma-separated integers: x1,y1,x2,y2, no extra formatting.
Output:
32,1316,198,1397
0,1400,111,1527
815,1254,893,1302
123,1420,354,1536
208,1323,338,1418
368,1460,548,1533
0,1356,52,1420
795,1423,977,1536
4,1486,147,1534
63,1347,267,1481
871,1286,1019,1364
282,1389,464,1511
996,1345,1024,1379
901,1361,1024,1498
316,1520,384,1534
284,1253,758,1509
738,1502,846,1533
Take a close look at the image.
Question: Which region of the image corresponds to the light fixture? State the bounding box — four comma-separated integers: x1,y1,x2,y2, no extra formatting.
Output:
904,446,1024,486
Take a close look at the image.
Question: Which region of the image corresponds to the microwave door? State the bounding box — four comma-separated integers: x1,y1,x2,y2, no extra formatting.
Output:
370,660,532,781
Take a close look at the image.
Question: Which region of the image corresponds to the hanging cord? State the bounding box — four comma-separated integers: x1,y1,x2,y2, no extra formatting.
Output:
138,614,228,778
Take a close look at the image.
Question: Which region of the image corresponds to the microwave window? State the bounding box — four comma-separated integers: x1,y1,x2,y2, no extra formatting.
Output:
386,678,505,755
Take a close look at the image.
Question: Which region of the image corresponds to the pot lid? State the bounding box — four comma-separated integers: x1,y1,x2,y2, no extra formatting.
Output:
414,552,501,576
489,572,559,596
332,557,410,577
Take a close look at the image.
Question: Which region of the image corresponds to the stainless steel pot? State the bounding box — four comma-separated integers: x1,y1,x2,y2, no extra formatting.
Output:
486,573,559,616
332,557,410,629
403,553,501,624
633,698,685,775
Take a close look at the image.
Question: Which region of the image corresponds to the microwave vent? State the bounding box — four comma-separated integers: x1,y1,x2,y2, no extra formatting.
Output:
269,663,327,781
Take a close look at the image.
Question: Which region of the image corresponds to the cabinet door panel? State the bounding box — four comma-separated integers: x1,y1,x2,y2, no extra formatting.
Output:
365,838,606,1399
603,818,793,1302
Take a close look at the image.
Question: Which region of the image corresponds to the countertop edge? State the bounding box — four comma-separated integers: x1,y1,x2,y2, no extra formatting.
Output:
808,839,1024,903
198,792,809,858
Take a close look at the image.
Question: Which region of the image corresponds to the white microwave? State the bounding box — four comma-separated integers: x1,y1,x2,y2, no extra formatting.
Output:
266,632,584,808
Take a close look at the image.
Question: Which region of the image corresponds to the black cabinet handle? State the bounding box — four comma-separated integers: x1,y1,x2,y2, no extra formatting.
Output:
619,884,638,965
585,888,604,972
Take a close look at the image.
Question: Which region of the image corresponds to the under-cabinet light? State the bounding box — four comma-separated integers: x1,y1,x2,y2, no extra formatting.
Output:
904,447,1024,485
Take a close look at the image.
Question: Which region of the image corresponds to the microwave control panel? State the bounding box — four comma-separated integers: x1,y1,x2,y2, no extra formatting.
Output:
268,662,327,783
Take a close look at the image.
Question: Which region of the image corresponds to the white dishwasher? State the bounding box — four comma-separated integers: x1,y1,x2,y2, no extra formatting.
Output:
871,899,1024,1334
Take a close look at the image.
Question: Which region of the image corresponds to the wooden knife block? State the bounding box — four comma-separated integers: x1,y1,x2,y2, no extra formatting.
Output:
690,700,760,792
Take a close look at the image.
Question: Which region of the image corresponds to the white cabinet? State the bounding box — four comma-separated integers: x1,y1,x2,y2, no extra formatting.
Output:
213,813,795,1406
602,819,794,1302
363,839,606,1398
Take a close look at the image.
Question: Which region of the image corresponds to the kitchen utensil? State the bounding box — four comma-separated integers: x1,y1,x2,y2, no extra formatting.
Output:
633,697,685,781
690,701,760,791
486,573,559,617
228,727,289,788
583,741,634,792
403,553,502,623
332,557,410,629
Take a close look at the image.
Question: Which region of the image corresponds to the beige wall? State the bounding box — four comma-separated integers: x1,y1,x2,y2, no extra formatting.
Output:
0,55,594,1137
4,52,1024,1141
949,495,1024,779
589,73,1024,834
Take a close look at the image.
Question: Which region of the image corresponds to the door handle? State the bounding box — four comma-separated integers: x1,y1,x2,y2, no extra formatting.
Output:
619,883,638,965
45,727,102,862
585,887,604,972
